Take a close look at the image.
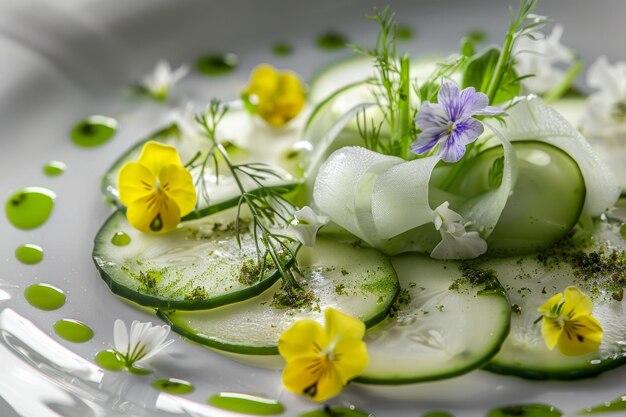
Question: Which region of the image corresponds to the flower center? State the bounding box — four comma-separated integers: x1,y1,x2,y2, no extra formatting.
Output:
447,122,456,134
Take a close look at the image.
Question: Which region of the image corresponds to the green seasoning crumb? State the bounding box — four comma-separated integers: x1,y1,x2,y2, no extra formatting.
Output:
451,263,500,294
272,42,293,56
184,286,208,301
122,267,165,295
340,268,349,276
436,305,445,312
335,283,347,296
389,288,411,318
272,284,317,310
316,31,348,50
239,259,266,286
511,304,522,315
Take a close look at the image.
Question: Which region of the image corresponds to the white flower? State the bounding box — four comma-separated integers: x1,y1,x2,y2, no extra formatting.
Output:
430,202,487,260
514,25,575,95
141,60,189,101
113,319,173,367
288,206,329,247
580,56,626,143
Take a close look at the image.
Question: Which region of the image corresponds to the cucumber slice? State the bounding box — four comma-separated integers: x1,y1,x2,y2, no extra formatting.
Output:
158,237,399,355
440,141,585,255
101,110,302,220
484,219,626,379
93,209,292,310
356,255,511,384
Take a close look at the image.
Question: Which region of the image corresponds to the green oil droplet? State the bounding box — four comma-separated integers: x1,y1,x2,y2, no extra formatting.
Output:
5,187,56,229
152,378,195,395
70,115,118,147
272,42,293,57
24,283,65,310
111,231,131,246
43,160,67,176
299,406,373,417
95,349,126,371
15,244,44,264
196,53,238,76
487,404,562,417
316,31,348,50
53,319,93,343
397,25,414,41
208,392,284,415
580,395,626,414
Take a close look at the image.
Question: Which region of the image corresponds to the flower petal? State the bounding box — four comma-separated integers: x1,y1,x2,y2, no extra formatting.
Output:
452,86,489,120
325,308,365,342
415,102,448,131
311,362,345,402
126,192,181,233
451,118,484,146
118,162,155,206
541,317,562,350
438,133,468,163
557,315,603,356
113,319,129,355
282,356,324,398
159,164,197,216
561,286,594,318
410,127,449,155
437,82,462,119
278,319,328,361
538,293,563,317
137,141,183,177
332,338,368,384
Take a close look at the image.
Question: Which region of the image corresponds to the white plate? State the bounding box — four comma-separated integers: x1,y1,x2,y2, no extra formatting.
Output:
0,1,625,416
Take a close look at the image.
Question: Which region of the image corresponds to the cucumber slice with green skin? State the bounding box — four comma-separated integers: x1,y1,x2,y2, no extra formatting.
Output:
484,219,626,380
438,141,585,256
101,110,302,220
355,255,511,384
93,209,293,310
158,237,399,355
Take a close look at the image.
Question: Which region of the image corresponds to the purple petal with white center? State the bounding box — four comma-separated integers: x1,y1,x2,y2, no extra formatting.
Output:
451,86,489,120
411,127,449,155
450,118,484,146
416,102,448,130
439,134,468,163
437,82,461,119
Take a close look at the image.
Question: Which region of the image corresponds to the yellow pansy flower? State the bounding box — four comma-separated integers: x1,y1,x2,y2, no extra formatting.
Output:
278,307,367,402
537,286,603,356
118,141,196,233
242,64,305,127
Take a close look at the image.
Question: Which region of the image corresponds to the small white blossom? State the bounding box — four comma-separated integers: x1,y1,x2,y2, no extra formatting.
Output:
288,206,329,247
581,56,626,143
141,60,189,101
515,25,575,95
113,319,173,367
430,202,487,260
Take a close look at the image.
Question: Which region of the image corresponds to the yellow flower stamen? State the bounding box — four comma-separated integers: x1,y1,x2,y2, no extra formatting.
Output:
537,286,603,356
278,308,367,402
242,64,305,127
118,141,196,233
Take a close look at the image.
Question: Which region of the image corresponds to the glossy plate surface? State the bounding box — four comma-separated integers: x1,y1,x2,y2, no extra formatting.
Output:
0,1,625,416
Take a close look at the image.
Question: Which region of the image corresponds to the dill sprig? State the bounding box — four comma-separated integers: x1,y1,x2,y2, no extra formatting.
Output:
353,7,415,160
192,99,304,294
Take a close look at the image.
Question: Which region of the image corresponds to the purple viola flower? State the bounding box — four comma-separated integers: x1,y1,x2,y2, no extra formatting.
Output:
411,82,504,163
